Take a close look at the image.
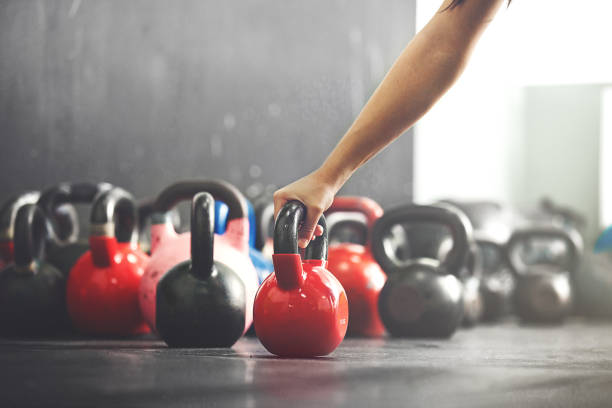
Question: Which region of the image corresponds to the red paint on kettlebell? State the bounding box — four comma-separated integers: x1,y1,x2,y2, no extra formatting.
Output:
254,201,348,358
326,196,386,337
0,241,13,270
66,187,150,336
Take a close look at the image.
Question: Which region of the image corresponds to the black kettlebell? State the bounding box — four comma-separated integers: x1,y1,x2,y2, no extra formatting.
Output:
156,192,246,348
0,204,67,336
37,182,113,277
372,204,470,338
476,236,515,321
254,200,274,250
506,226,582,323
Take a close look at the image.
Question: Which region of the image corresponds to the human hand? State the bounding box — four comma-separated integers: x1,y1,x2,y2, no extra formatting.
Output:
273,171,337,248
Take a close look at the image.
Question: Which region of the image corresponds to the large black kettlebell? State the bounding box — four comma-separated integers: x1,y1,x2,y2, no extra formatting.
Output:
156,192,246,348
372,204,470,338
506,226,582,323
0,204,67,336
476,235,515,321
37,182,113,277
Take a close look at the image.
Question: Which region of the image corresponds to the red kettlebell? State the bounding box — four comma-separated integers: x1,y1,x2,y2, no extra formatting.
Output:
67,187,150,336
325,196,386,337
254,201,348,357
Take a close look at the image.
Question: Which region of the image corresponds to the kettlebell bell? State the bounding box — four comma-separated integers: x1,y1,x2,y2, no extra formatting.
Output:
156,192,246,347
506,226,582,323
38,182,113,277
67,187,150,336
0,191,42,268
372,204,470,338
0,204,67,336
475,235,515,321
138,180,258,334
254,201,348,357
325,196,386,337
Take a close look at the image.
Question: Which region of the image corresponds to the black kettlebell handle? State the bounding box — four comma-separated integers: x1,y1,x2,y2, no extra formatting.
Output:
464,242,483,278
90,187,138,243
371,204,471,277
505,226,583,276
274,201,328,261
39,182,113,210
0,191,41,240
12,204,47,269
254,201,274,250
154,180,248,223
137,197,155,230
38,182,113,244
191,192,216,279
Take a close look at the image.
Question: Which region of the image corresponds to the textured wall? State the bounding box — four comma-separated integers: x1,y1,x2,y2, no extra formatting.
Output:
0,0,415,210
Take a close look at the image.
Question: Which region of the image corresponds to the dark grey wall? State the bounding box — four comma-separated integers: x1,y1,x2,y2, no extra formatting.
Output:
0,0,415,207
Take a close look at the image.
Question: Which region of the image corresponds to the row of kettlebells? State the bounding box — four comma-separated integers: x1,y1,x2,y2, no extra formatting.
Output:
0,181,584,358
0,180,272,343
254,196,584,357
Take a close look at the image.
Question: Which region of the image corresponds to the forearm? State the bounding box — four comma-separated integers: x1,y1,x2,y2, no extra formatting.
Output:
316,0,504,191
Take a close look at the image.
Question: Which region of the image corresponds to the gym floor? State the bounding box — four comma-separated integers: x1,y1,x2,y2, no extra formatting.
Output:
1,319,611,407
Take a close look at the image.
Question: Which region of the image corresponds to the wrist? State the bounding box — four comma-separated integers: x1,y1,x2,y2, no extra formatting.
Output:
313,161,351,194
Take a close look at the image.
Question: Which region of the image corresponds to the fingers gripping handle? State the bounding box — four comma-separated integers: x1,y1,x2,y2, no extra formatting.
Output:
273,201,328,290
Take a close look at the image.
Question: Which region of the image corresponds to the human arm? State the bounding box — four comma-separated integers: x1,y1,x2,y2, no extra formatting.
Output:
274,0,506,248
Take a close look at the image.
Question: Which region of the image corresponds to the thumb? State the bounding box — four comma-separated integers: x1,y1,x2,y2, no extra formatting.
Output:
298,208,322,249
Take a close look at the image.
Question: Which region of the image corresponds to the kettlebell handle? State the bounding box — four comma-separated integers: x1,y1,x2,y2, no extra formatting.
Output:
38,182,113,245
505,226,583,276
90,187,138,244
325,196,383,236
39,182,113,210
153,180,248,221
371,204,470,277
191,192,215,279
0,191,41,240
255,201,274,251
274,201,328,260
12,204,47,270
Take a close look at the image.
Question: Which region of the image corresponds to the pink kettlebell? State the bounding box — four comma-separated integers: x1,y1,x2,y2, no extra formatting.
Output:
138,180,259,334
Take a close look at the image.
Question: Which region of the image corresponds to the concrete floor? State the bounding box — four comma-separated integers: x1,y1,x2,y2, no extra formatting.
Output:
1,320,612,407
